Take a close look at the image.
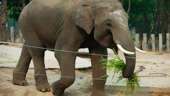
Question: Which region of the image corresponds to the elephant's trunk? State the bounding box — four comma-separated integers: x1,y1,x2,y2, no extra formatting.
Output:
115,37,136,78
123,53,136,78
116,41,136,78
117,42,136,78
112,29,136,78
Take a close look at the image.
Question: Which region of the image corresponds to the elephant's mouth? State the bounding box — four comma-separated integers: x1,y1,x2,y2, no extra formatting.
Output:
113,42,145,78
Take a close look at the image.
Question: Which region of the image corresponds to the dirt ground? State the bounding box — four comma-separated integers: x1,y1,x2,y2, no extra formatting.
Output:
0,68,170,96
1,45,170,96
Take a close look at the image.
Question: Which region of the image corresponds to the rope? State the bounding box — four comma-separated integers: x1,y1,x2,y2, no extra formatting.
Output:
12,71,170,80
0,41,136,58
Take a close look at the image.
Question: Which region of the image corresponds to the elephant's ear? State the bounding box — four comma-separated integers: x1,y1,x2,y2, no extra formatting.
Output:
72,5,94,34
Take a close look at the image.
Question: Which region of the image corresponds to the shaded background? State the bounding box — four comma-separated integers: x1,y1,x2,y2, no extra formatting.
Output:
0,0,170,51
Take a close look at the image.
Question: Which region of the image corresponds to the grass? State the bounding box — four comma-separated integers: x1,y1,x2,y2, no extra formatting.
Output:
101,55,140,95
0,61,18,64
0,53,8,58
124,73,140,94
0,52,18,64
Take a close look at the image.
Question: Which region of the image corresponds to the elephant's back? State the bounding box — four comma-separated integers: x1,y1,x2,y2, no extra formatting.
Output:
29,0,68,24
20,0,69,47
19,0,87,48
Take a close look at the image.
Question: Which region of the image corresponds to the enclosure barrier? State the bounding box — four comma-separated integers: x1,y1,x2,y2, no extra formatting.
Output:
167,33,170,52
135,33,170,53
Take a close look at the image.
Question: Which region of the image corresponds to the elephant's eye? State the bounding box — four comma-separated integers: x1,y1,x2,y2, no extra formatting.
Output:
104,19,112,27
106,22,112,27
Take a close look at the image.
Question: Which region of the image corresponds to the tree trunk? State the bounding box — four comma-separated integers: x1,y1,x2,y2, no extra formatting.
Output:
166,0,170,33
168,14,170,33
160,0,168,34
127,0,131,13
157,0,161,34
0,0,8,41
22,0,26,7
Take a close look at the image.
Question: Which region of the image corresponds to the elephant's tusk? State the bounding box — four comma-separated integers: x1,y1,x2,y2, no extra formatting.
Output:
135,47,146,53
117,44,135,55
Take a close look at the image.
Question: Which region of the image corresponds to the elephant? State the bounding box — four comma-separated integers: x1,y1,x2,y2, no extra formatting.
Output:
12,0,144,96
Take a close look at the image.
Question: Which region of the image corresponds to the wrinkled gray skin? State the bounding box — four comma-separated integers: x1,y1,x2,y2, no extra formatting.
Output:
13,0,136,96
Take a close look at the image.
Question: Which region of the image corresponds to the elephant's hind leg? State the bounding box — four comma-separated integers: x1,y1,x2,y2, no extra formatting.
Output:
28,47,50,92
13,46,31,86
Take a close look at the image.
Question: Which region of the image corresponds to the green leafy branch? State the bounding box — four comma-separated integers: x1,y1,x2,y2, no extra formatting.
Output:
101,56,140,95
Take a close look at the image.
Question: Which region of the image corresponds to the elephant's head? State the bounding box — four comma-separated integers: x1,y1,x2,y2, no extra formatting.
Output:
72,0,142,78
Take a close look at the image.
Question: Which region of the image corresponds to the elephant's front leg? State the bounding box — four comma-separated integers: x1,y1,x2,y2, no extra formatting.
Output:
89,47,107,96
52,48,77,96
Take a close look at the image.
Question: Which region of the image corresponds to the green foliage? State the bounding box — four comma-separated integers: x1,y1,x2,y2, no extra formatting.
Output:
102,56,140,95
7,0,22,20
122,0,157,35
8,6,21,20
132,33,136,41
102,56,126,75
125,73,140,94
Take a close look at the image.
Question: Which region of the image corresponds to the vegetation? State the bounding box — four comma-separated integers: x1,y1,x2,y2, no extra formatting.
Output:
0,0,30,41
102,56,140,95
121,0,170,35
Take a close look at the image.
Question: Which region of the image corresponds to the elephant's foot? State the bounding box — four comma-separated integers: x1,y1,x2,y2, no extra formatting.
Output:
13,71,28,86
13,79,28,86
52,81,65,96
35,75,51,92
36,82,50,92
91,89,106,96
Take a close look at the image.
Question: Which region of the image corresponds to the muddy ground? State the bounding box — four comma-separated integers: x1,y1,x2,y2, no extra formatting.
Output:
1,45,170,96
